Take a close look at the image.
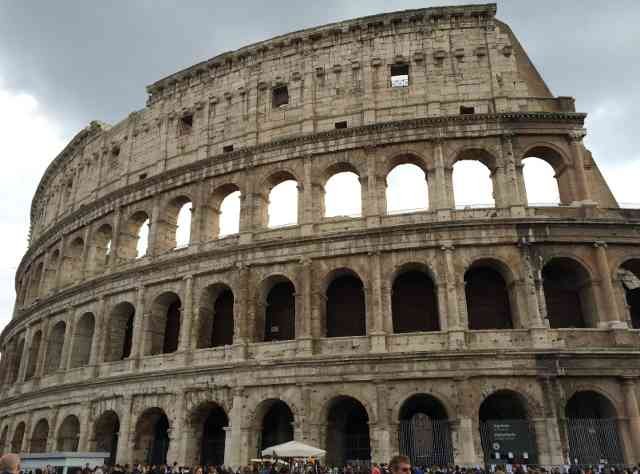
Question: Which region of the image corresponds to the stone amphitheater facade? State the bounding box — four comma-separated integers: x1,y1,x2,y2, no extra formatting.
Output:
2,2,640,469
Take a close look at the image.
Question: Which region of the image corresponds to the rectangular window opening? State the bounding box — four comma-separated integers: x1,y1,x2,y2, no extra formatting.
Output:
335,121,348,130
223,145,234,153
139,173,147,181
180,113,193,135
390,64,409,87
460,106,475,115
272,85,289,108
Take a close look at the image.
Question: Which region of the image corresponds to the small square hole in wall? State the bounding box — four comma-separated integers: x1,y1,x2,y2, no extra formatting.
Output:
390,64,409,87
112,146,120,157
180,113,193,135
272,85,289,108
460,106,475,115
335,121,348,130
139,173,147,181
223,145,234,153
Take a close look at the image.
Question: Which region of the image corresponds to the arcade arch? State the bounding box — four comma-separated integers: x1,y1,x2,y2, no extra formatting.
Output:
386,162,429,214
70,312,95,368
392,266,439,333
197,284,234,348
325,270,366,338
146,292,181,355
93,410,120,465
543,258,596,328
265,172,299,228
465,260,514,330
106,302,135,362
325,396,371,467
133,408,170,465
620,259,640,329
56,415,80,451
324,169,362,218
45,321,66,374
30,419,49,453
260,276,296,342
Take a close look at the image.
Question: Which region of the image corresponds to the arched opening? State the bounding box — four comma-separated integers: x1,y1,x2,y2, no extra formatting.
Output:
262,277,296,342
147,292,181,355
479,391,537,464
106,302,135,362
45,321,66,374
392,268,439,333
11,422,25,453
70,312,95,368
386,163,429,214
326,396,371,467
465,262,514,330
189,402,229,467
620,259,640,329
56,415,80,452
91,224,112,274
61,237,85,286
565,391,624,465
523,146,572,205
522,157,560,206
156,196,193,252
25,330,41,380
1,425,8,455
133,408,170,465
324,171,362,218
93,411,119,465
30,419,49,453
398,394,453,466
175,198,193,249
453,156,495,208
266,173,298,228
43,249,60,294
543,258,595,328
259,400,294,452
219,190,241,237
121,211,150,260
197,284,234,349
326,271,366,338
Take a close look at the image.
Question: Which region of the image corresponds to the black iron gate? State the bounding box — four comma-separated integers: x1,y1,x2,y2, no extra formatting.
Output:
566,418,624,466
399,416,454,466
480,420,537,465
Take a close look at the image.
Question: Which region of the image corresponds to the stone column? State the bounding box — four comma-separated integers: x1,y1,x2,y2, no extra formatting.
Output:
78,401,92,452
567,131,591,203
372,382,392,463
297,258,313,355
453,417,479,466
147,196,162,257
130,286,146,361
518,241,546,328
166,392,185,464
47,407,60,452
501,133,526,212
90,297,106,369
109,206,122,269
621,377,640,461
539,377,565,465
365,147,383,226
225,387,245,468
178,275,194,352
593,241,624,328
17,326,32,383
432,137,451,212
64,309,78,370
80,226,91,280
233,264,249,360
369,251,387,352
116,395,133,465
301,158,314,236
53,236,66,290
35,320,50,378
441,244,465,349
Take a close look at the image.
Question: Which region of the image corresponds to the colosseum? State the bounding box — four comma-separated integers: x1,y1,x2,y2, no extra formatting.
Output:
1,2,639,469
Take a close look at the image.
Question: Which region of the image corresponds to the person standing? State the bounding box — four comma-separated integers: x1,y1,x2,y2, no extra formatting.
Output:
388,457,411,474
0,454,21,474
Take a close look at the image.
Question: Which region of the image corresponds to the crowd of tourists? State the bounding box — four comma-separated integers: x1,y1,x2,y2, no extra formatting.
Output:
3,453,640,474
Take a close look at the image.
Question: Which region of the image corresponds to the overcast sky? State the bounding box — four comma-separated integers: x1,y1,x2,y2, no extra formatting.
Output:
0,1,638,333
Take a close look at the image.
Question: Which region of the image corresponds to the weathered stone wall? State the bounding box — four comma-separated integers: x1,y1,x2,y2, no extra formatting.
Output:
2,3,640,468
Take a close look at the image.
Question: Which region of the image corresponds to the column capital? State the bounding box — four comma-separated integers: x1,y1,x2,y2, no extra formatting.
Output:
593,240,608,249
620,376,639,386
441,244,455,252
567,130,587,143
183,274,194,281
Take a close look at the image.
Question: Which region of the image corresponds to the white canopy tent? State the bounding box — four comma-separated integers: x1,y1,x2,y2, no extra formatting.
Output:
261,441,326,458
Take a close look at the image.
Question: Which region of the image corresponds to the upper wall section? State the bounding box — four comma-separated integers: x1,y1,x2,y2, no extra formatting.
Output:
29,3,570,243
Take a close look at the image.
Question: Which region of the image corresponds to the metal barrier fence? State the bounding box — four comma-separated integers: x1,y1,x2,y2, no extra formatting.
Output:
566,418,624,466
399,418,454,466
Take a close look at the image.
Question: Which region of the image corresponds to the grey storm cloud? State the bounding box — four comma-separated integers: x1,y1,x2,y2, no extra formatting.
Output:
1,0,639,161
